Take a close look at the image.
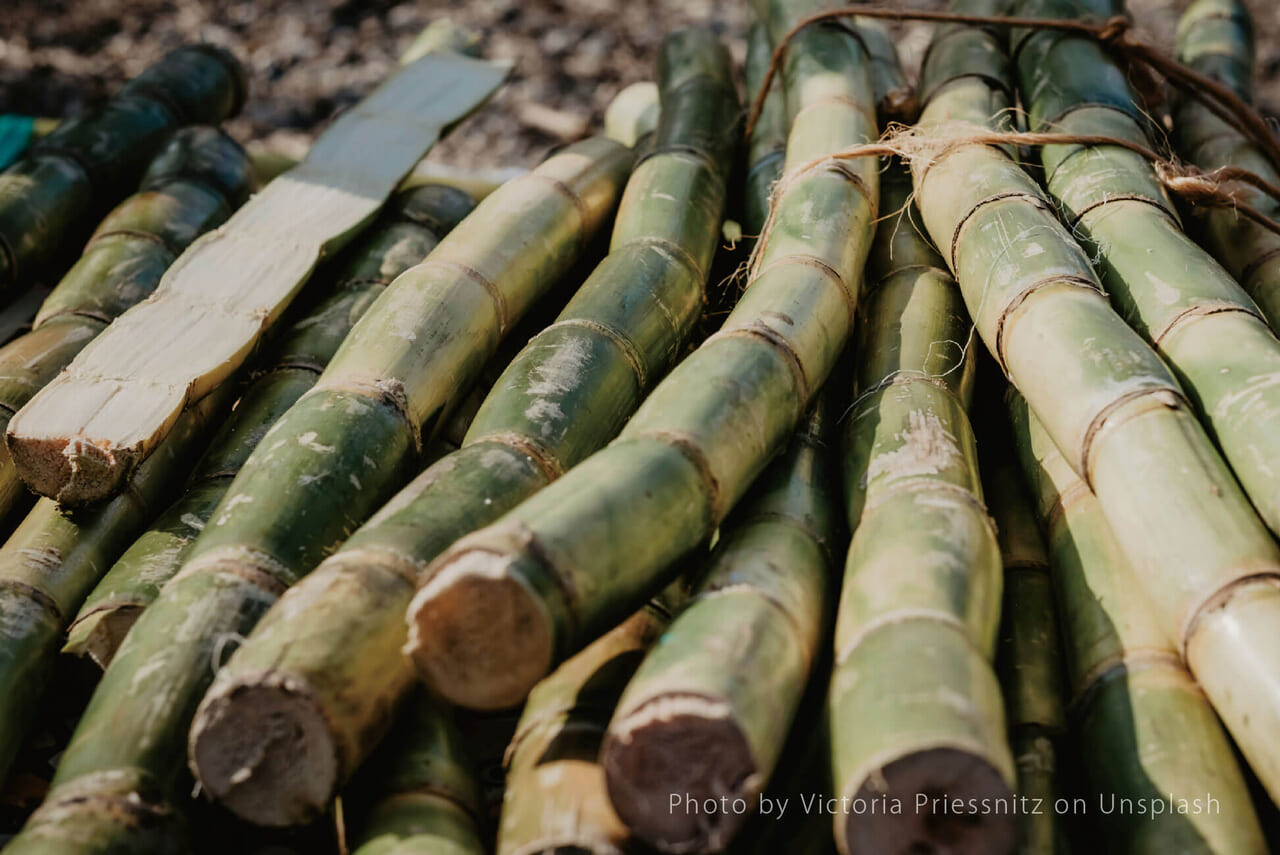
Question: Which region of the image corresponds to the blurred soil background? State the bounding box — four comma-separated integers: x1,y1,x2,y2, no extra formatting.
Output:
1,0,1278,171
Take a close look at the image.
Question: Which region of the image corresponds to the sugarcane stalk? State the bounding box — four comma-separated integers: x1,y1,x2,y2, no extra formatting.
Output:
405,0,879,713
600,399,838,853
455,710,525,847
347,689,485,855
980,405,1069,855
61,184,475,670
743,21,786,241
188,29,736,827
1008,389,1268,854
733,656,837,855
1174,0,1280,330
604,82,661,148
397,162,527,201
1016,0,1280,542
914,0,1280,811
0,127,253,535
2,141,627,855
498,592,680,855
249,148,527,199
0,46,245,290
0,383,231,786
857,18,918,123
828,163,1012,855
5,51,507,506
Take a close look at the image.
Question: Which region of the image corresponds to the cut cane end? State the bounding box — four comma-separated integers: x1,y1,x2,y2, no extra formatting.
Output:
840,746,1016,855
189,673,339,828
406,549,557,711
603,694,759,854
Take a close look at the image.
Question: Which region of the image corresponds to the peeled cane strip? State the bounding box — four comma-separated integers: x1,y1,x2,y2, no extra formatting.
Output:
189,29,737,827
1174,0,1280,329
828,164,1012,855
915,0,1280,809
60,184,474,669
600,402,837,853
0,127,253,533
6,51,506,505
1008,390,1268,855
1015,0,1280,541
404,0,880,712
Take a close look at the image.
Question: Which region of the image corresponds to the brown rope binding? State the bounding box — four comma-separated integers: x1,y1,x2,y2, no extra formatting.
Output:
745,126,1280,290
744,6,1280,177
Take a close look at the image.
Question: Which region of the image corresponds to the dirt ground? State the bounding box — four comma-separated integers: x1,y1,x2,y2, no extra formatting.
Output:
2,0,1278,171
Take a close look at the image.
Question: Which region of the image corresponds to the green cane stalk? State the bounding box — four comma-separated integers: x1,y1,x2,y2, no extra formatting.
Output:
497,595,680,855
743,21,787,243
979,402,1070,855
0,46,245,290
404,0,880,713
1008,389,1268,855
1015,0,1280,543
346,689,485,855
829,164,1013,855
600,401,839,853
912,0,1280,813
188,29,736,827
0,384,232,786
1174,0,1280,330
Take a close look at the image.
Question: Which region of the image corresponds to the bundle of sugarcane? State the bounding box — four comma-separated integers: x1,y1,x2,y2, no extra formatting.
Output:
0,383,231,786
346,689,485,855
912,0,1280,812
498,590,681,855
829,163,1012,855
1016,0,1280,542
405,0,880,712
1009,390,1268,854
1174,0,1280,329
61,183,475,670
600,400,838,853
187,29,735,826
0,46,245,290
2,140,628,855
0,126,253,534
593,37,837,851
979,399,1070,855
4,50,507,505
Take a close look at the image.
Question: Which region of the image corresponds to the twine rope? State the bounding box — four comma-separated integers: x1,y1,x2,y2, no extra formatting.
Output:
745,6,1280,175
